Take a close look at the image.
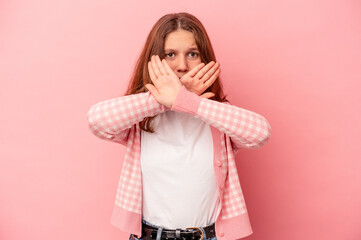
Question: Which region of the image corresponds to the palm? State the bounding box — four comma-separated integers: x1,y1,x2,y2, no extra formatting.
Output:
179,61,220,98
180,75,203,95
146,55,182,108
155,74,181,106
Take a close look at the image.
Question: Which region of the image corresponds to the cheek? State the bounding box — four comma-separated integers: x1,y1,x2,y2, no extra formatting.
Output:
190,61,202,70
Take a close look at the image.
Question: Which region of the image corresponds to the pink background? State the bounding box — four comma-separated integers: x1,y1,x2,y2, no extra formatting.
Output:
1,0,360,239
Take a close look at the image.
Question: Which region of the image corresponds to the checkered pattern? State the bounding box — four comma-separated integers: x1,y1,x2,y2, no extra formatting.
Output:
87,87,271,226
87,92,167,146
193,98,271,219
197,99,272,151
87,92,168,213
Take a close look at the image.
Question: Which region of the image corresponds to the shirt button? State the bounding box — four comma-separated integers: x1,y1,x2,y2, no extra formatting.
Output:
216,161,222,167
219,232,224,237
220,184,225,190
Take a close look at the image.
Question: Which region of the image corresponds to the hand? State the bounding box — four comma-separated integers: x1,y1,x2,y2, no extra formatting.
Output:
180,61,220,98
145,55,182,108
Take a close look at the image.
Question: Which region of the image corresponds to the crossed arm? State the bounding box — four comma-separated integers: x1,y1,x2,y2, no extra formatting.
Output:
86,86,271,150
87,55,271,149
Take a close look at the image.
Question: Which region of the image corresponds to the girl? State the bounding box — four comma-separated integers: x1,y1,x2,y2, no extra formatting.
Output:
87,12,272,240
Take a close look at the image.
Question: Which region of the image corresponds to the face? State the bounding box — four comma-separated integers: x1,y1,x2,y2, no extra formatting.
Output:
163,29,202,78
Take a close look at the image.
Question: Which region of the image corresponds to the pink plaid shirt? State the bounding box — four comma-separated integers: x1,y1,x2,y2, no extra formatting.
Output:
87,85,272,240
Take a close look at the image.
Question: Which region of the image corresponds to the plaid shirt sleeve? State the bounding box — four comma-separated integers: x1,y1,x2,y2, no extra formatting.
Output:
86,91,168,145
171,85,272,150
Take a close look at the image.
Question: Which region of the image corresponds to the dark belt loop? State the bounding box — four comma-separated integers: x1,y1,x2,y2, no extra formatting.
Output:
142,222,215,240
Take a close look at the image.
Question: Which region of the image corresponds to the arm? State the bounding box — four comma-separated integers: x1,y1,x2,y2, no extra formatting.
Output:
86,91,168,145
171,85,272,150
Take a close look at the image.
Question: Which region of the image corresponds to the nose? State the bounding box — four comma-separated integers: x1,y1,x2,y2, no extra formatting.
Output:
176,55,188,74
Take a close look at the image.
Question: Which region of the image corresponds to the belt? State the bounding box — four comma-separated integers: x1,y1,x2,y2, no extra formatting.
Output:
140,223,216,240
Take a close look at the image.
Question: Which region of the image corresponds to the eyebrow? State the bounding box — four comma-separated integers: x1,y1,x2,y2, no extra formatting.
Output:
164,47,199,52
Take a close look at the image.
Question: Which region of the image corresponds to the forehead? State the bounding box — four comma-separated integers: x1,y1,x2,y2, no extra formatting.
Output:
164,30,197,49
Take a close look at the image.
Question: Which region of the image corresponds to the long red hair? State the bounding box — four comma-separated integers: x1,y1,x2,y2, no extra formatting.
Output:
124,12,228,133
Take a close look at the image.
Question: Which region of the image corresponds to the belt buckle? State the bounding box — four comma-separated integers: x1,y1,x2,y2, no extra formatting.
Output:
185,227,203,240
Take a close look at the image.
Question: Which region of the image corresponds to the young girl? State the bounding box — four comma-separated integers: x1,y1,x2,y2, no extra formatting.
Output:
87,12,272,240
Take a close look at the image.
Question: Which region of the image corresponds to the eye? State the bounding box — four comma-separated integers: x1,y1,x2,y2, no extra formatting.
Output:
164,52,199,58
165,53,175,58
188,52,199,58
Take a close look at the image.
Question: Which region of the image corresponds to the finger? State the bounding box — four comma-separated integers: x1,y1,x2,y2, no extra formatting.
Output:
195,61,216,79
148,61,158,86
187,62,205,78
200,92,215,99
200,62,220,83
203,68,220,89
161,59,178,77
151,55,161,78
155,55,167,76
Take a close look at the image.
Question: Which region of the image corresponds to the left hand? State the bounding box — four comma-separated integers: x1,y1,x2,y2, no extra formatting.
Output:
180,61,221,98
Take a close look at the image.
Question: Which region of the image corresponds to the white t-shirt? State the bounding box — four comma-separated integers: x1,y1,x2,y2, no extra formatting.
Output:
140,110,221,229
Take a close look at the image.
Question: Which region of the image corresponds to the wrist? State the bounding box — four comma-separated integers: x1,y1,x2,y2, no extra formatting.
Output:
168,86,182,108
171,85,201,114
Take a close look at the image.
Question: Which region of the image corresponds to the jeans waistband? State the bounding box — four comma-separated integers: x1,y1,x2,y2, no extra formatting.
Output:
141,219,216,240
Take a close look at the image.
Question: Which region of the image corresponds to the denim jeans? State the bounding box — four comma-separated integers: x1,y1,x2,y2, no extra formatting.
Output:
129,219,217,240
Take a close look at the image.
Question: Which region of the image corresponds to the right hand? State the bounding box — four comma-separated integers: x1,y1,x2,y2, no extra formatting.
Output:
145,55,182,108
